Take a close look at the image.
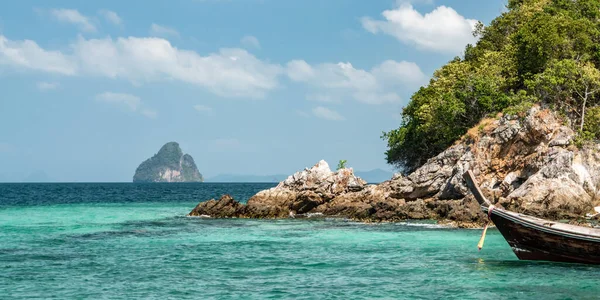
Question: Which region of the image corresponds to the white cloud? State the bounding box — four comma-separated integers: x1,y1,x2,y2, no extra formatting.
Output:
361,3,477,54
95,92,157,119
50,9,96,32
286,59,426,105
312,106,345,121
36,81,59,90
193,104,213,113
141,109,158,119
371,60,427,86
0,34,283,99
99,10,122,26
306,93,340,103
354,92,401,104
0,36,77,75
241,35,260,49
287,60,314,82
96,92,141,111
72,36,283,98
149,23,180,38
296,110,310,118
0,34,425,102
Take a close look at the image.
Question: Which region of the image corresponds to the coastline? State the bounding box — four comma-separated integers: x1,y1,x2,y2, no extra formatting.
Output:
189,107,600,228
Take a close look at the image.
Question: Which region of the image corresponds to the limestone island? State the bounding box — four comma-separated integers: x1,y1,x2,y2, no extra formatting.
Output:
133,142,203,183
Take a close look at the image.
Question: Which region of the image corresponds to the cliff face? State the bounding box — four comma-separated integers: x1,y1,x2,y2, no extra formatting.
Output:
133,142,203,183
189,107,600,226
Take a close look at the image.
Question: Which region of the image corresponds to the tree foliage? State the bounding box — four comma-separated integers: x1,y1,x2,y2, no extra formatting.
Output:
384,0,600,173
528,59,600,130
583,106,600,139
337,160,348,170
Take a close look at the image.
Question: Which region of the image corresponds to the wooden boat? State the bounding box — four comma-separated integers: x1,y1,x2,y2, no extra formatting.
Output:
463,170,600,264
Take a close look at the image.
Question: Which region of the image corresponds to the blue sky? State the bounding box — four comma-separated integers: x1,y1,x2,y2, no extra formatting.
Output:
0,0,506,182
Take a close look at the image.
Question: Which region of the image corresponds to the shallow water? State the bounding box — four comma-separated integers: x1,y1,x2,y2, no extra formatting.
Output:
1,183,598,299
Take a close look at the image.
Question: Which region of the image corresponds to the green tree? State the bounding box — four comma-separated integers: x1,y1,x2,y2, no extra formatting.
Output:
383,0,600,173
583,106,600,140
528,59,600,131
384,57,513,171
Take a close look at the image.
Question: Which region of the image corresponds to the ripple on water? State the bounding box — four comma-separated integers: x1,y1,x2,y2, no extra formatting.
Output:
2,184,600,299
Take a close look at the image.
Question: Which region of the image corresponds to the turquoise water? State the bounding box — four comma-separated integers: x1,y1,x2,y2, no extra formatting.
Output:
1,184,599,299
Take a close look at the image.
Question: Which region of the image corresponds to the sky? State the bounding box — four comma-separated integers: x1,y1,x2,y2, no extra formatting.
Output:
0,0,507,182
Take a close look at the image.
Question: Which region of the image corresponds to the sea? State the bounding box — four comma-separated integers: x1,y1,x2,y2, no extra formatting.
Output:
1,183,599,299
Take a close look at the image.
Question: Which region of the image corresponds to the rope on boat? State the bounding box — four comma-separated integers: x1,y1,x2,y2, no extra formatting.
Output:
477,204,495,251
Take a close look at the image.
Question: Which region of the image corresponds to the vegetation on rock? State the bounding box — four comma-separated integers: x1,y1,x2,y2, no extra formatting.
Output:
383,0,600,173
337,160,347,170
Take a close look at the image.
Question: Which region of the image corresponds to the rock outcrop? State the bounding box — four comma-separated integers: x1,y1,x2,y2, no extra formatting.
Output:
133,142,203,183
244,160,367,218
189,106,600,227
189,195,244,218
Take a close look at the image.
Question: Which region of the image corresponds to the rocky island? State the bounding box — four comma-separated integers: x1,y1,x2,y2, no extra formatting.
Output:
189,107,600,227
133,142,203,183
190,0,600,227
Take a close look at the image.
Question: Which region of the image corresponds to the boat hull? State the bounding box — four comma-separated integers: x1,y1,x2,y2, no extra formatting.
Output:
490,210,600,264
462,170,600,265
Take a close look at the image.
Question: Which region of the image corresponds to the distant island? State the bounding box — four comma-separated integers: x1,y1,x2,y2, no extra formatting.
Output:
205,169,393,183
22,171,55,183
133,142,203,183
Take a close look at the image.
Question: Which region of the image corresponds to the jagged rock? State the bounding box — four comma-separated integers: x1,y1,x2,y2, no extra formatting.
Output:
133,142,203,183
244,160,367,217
189,106,600,226
379,106,599,220
189,195,244,218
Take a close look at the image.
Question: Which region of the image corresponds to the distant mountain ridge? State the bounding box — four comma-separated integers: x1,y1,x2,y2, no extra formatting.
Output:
22,171,56,182
206,169,393,183
133,142,203,183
